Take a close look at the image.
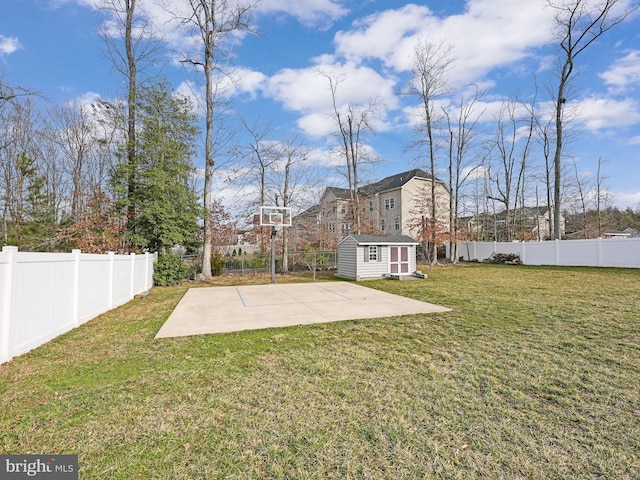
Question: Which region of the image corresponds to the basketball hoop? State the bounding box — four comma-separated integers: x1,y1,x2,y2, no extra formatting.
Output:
258,206,292,284
259,206,292,227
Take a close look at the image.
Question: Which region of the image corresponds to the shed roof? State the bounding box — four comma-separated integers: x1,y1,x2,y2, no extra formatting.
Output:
339,234,419,245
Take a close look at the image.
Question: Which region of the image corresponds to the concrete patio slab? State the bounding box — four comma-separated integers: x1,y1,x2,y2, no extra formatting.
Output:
155,282,450,338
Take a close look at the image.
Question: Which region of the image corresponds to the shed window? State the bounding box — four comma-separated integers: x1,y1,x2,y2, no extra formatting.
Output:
364,245,380,262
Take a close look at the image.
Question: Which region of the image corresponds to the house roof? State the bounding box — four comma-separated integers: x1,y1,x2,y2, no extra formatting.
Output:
295,204,320,218
323,169,442,200
322,186,352,201
340,234,419,245
361,168,438,195
603,229,631,237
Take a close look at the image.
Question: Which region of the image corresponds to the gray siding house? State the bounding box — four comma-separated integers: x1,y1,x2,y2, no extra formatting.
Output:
336,234,419,281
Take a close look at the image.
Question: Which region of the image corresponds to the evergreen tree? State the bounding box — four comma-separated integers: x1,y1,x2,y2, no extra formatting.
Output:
113,80,201,252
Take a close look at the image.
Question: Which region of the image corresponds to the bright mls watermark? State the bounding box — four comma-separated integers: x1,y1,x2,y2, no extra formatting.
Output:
0,455,78,479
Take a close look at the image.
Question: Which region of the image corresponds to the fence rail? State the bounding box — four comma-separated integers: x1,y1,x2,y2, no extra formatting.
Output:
1,246,155,364
456,238,640,268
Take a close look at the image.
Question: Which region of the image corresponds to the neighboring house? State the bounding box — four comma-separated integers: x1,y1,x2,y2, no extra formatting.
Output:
318,186,363,241
362,169,450,239
289,204,322,249
464,206,565,241
602,228,640,238
336,234,419,281
301,169,450,247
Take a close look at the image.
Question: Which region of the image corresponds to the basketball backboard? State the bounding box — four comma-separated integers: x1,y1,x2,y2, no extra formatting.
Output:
259,206,292,227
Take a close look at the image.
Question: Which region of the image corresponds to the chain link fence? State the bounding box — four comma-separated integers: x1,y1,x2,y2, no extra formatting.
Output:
180,250,337,278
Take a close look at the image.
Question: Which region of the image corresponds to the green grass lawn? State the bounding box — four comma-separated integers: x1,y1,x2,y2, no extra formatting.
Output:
1,264,639,479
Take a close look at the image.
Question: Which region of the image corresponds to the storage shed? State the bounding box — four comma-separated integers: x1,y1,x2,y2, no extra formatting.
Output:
336,234,420,281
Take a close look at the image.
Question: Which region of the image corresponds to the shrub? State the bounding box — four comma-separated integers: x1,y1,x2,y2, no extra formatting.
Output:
211,251,226,276
249,252,269,269
153,252,189,286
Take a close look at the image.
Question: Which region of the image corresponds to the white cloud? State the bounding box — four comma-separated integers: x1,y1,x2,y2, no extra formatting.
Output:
297,111,336,138
612,191,640,209
263,61,398,138
574,96,640,132
231,67,268,99
174,67,267,115
0,35,21,56
600,50,640,91
333,0,555,86
257,0,348,27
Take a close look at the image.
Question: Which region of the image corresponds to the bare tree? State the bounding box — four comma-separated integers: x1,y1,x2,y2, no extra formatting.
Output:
45,101,98,220
235,116,278,252
407,40,453,265
169,0,257,277
441,86,485,262
321,72,379,235
569,158,590,237
533,108,556,238
269,138,314,272
0,98,49,246
486,94,536,240
595,156,611,237
548,0,639,239
0,78,41,242
0,75,34,107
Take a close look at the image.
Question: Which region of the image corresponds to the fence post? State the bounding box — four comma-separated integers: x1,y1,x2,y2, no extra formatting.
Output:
72,249,81,326
520,241,526,265
130,252,136,298
144,252,150,290
107,252,115,309
597,237,603,267
1,246,18,364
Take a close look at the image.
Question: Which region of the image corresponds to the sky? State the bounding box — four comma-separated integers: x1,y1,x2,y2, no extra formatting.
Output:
1,0,640,214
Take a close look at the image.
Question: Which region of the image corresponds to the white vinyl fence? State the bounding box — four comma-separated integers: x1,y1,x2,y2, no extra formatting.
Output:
457,238,640,268
1,246,155,364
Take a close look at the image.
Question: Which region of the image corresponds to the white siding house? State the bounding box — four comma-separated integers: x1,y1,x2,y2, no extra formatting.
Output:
336,235,419,280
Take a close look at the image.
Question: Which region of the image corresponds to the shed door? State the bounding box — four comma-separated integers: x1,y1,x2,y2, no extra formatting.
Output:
390,246,410,274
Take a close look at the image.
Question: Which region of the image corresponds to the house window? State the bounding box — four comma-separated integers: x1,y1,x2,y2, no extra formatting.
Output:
385,198,395,209
381,219,385,231
329,222,336,232
369,201,374,211
341,222,350,235
340,204,346,214
367,246,378,261
394,216,400,231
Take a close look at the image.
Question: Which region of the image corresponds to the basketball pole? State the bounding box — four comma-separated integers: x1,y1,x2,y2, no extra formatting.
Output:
270,225,277,284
